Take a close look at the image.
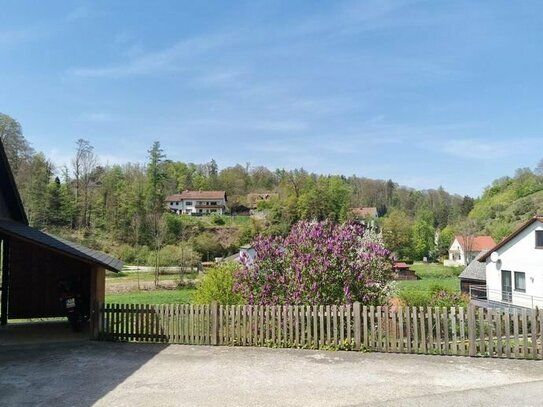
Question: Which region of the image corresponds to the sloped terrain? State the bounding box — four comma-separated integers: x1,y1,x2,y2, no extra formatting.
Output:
469,170,543,241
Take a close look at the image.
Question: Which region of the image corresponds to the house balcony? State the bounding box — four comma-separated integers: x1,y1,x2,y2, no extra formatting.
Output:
195,204,225,209
469,285,543,309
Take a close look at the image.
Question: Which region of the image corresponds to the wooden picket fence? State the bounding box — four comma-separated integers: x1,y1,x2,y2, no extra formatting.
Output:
96,302,543,359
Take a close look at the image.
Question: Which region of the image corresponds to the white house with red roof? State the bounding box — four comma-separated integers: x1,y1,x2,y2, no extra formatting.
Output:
445,235,496,267
351,207,378,219
166,190,227,215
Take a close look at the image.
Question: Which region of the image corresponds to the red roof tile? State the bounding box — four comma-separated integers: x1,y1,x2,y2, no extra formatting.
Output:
166,190,226,201
455,235,496,251
351,207,378,218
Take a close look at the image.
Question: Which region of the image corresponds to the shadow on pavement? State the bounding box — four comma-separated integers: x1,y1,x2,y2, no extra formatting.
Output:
0,329,168,407
0,320,90,346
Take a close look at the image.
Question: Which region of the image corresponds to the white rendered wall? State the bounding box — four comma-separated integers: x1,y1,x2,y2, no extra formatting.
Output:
167,198,225,214
486,221,543,308
448,238,465,266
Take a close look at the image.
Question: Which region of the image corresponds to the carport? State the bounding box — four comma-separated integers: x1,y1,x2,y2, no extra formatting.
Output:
0,139,122,338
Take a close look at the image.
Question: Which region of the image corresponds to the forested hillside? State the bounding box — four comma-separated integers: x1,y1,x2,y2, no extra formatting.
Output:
0,112,479,264
468,166,543,241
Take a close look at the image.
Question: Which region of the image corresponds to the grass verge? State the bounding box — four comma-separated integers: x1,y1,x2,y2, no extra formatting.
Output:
105,288,195,304
396,263,462,295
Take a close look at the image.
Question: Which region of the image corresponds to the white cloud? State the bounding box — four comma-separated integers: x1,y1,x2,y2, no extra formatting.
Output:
194,69,247,89
69,33,231,78
46,148,71,173
0,26,44,47
248,120,308,132
168,117,307,134
433,138,543,160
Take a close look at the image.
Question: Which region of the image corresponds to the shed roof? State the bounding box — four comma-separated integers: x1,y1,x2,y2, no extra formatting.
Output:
393,262,410,269
0,219,123,272
459,250,488,281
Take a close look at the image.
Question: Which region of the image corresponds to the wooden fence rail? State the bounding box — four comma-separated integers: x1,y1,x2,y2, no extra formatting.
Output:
96,302,543,360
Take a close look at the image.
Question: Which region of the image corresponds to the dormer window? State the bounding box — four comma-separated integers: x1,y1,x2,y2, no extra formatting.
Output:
536,231,543,248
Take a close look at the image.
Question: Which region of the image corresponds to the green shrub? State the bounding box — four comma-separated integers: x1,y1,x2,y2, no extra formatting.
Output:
106,271,129,278
428,289,470,308
429,283,447,296
113,244,154,266
400,285,469,308
115,244,137,263
211,214,226,225
164,213,184,241
192,262,243,305
133,246,151,265
146,244,201,267
191,232,225,260
399,290,431,307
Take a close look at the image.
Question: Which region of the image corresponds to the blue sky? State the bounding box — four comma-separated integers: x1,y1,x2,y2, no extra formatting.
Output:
1,1,543,197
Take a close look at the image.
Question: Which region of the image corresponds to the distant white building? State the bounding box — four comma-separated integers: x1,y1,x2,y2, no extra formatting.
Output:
351,207,378,229
166,190,227,215
222,244,257,264
479,216,543,309
445,235,495,267
351,207,378,219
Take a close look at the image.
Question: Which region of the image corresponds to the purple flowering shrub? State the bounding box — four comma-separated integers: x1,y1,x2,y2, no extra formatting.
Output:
234,221,395,305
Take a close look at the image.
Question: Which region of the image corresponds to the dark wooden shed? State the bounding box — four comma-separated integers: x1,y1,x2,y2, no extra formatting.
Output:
0,140,122,334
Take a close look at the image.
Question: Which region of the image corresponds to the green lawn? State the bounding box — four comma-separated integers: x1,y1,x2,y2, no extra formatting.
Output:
396,263,462,294
105,288,195,304
106,271,199,282
409,263,463,279
212,215,252,227
397,277,459,293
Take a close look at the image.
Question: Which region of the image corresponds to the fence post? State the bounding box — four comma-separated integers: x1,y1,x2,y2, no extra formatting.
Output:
353,302,361,350
468,304,476,357
90,301,101,340
211,301,219,346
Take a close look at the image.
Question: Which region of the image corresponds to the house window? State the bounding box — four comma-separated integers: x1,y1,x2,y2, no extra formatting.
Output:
536,231,543,248
186,201,193,206
514,272,526,293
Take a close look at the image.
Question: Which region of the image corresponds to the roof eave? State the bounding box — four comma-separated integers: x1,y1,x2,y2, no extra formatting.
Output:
0,222,123,272
0,140,28,225
478,216,543,262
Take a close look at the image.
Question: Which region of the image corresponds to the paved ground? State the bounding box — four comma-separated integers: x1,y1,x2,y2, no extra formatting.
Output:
2,342,543,407
0,321,90,346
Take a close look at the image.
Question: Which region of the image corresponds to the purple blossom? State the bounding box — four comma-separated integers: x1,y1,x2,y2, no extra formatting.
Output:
234,220,395,305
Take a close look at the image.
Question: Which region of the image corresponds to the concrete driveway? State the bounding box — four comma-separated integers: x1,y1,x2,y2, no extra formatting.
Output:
1,342,543,407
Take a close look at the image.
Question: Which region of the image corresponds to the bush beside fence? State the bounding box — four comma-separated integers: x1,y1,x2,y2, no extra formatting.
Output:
96,302,543,360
